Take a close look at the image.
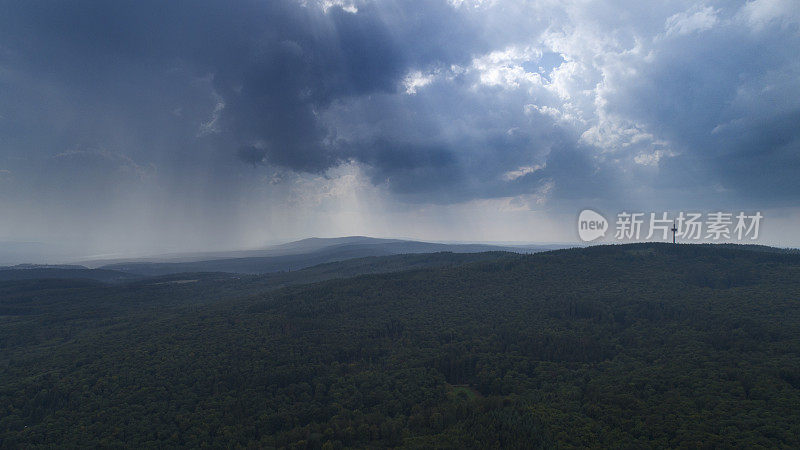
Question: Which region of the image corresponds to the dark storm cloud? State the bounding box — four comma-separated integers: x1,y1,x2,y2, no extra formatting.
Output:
602,9,800,207
0,0,488,176
0,0,799,214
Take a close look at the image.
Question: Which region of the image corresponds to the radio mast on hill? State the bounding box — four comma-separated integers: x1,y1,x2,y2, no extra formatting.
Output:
671,221,678,244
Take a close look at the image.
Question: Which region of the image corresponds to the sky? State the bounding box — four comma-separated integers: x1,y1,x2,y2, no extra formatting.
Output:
1,0,799,262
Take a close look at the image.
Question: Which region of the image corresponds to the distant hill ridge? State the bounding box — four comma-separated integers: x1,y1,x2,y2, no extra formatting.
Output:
95,236,564,276
0,266,137,283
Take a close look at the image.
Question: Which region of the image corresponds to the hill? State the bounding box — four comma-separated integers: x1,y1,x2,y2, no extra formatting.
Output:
96,236,557,276
1,244,799,447
0,266,138,283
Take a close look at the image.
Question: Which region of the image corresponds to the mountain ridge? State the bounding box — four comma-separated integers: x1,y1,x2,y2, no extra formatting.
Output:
95,236,565,276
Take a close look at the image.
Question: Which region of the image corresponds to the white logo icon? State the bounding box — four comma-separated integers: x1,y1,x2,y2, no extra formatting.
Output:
578,209,608,241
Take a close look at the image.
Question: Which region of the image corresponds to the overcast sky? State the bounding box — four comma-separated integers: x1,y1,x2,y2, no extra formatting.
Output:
1,0,799,261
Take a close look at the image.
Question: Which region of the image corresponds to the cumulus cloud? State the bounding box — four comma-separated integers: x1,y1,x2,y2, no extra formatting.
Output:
0,0,798,252
738,0,800,31
503,164,545,181
402,70,437,94
665,6,719,36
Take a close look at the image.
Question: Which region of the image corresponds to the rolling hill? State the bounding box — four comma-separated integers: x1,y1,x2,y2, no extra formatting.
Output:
96,236,561,276
0,265,138,283
1,243,799,447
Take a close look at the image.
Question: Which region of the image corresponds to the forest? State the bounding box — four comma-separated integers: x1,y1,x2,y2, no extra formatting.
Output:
1,243,799,447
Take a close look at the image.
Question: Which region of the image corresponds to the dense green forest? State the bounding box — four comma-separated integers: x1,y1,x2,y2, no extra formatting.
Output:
0,267,138,283
1,244,799,447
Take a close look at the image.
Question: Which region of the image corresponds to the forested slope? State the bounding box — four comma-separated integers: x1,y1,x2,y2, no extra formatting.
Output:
1,244,799,447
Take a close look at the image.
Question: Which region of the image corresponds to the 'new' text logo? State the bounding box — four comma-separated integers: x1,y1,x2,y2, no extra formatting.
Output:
578,209,608,241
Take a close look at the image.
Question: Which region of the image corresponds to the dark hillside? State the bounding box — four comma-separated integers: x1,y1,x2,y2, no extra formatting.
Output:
1,244,799,447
